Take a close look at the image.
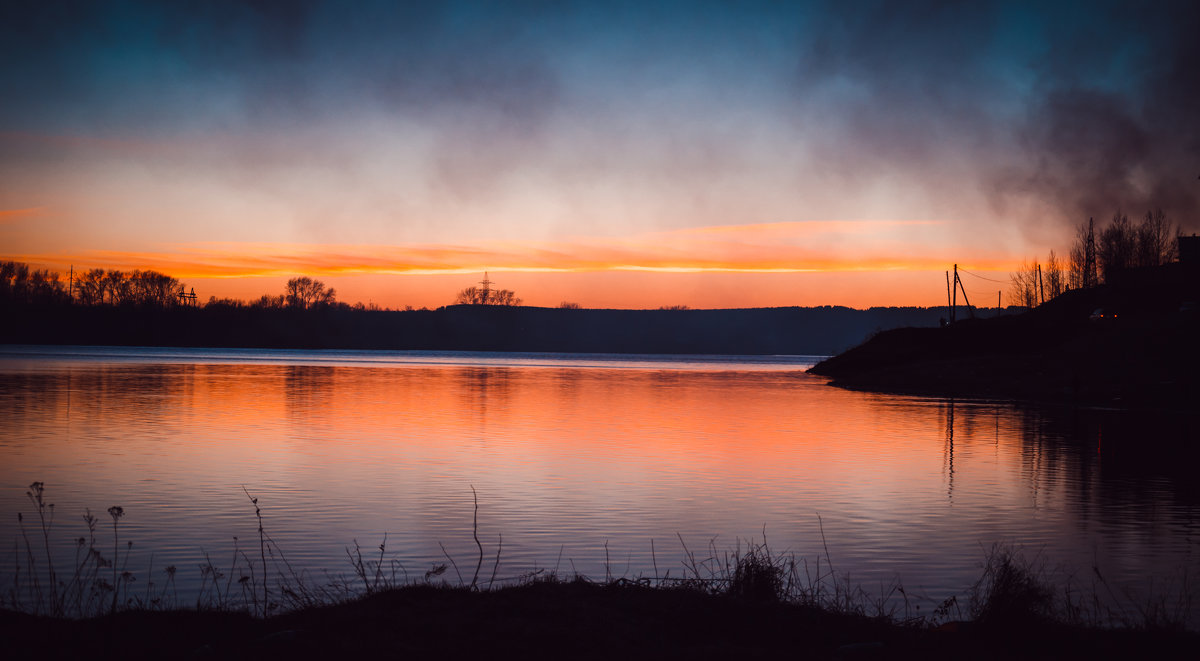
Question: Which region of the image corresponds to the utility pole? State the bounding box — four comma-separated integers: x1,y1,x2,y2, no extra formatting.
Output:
997,290,1001,310
68,265,74,301
1037,263,1045,304
953,264,974,319
951,266,958,323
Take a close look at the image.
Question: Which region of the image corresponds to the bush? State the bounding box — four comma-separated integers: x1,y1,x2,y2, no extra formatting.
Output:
969,544,1056,626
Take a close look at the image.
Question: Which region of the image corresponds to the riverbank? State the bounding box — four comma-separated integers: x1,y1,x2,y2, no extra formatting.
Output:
3,578,1196,660
809,269,1200,410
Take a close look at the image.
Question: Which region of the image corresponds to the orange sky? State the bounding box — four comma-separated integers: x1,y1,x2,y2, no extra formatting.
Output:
4,220,1017,309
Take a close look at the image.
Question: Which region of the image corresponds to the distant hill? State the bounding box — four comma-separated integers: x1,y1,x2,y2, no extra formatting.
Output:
810,264,1200,409
0,303,981,356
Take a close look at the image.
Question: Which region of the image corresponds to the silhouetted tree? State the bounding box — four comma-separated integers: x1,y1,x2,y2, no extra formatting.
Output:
1009,259,1040,307
453,274,521,306
558,301,582,309
26,268,68,303
71,268,183,307
76,268,108,305
454,286,523,305
0,261,18,300
129,270,184,307
205,296,246,309
1134,208,1177,267
1044,250,1064,300
454,286,482,304
1098,211,1137,282
0,261,68,304
105,270,131,305
284,276,336,309
488,289,521,306
253,294,287,309
1068,218,1098,290
1064,209,1177,289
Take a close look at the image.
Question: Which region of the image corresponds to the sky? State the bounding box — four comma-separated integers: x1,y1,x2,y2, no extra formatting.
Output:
1,0,1197,309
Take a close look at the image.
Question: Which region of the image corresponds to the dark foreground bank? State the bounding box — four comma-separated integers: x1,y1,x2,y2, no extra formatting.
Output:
3,580,1196,661
810,266,1200,410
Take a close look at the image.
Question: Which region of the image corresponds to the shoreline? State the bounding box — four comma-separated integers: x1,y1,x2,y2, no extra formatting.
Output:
809,279,1200,412
4,576,1196,660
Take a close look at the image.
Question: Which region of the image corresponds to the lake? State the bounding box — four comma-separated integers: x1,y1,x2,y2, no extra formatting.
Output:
2,345,1197,622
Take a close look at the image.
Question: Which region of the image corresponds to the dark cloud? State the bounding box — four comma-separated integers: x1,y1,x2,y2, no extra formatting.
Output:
996,1,1200,228
786,0,1199,229
795,2,1011,175
3,0,1197,234
0,1,560,134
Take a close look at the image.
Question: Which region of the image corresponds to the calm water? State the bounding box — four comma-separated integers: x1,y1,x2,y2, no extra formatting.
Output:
2,345,1197,619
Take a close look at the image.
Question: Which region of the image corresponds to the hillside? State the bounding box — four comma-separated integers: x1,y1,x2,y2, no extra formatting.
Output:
809,266,1200,409
0,303,955,356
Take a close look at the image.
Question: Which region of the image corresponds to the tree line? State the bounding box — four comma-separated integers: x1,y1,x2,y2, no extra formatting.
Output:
210,276,342,311
0,261,72,305
1009,209,1179,307
0,262,354,312
74,268,188,307
0,262,188,307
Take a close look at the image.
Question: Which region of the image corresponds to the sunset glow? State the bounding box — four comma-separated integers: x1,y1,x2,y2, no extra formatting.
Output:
2,2,1195,309
5,220,1019,308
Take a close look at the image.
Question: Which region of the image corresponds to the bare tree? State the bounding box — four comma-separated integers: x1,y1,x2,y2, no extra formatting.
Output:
76,268,108,306
27,269,68,303
1098,211,1136,282
488,289,521,306
253,294,287,309
453,273,521,306
1068,218,1098,290
1044,250,1064,300
1,261,68,304
1135,209,1176,267
105,270,131,305
1009,259,1040,307
0,261,17,300
453,286,523,306
454,286,482,304
284,276,336,309
205,296,245,309
129,270,184,307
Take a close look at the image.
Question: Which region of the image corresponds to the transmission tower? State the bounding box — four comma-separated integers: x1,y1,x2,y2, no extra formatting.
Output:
1084,218,1097,288
479,272,493,305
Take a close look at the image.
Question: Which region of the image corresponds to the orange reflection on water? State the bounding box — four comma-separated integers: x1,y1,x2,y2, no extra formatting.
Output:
4,348,1194,626
11,359,1027,518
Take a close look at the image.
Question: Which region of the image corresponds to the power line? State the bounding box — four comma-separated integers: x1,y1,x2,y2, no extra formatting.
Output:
957,267,1009,284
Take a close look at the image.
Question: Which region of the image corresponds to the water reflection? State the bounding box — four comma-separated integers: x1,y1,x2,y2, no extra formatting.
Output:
0,348,1196,622
943,399,955,501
